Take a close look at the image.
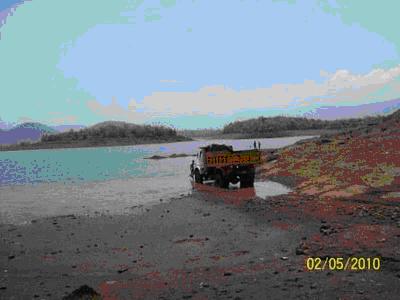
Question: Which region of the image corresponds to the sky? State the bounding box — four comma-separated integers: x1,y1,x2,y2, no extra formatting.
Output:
1,0,400,129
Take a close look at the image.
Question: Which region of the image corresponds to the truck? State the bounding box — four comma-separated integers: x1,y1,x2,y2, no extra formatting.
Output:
191,144,262,189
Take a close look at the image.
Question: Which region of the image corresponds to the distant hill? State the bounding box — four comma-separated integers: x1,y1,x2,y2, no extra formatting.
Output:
0,121,191,151
178,128,222,138
38,121,191,148
222,114,385,138
221,98,400,138
0,122,56,145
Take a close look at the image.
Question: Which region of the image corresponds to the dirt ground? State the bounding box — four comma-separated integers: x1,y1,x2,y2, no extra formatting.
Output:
1,179,399,299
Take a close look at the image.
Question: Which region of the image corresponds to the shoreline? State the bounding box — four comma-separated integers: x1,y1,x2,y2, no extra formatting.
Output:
0,130,326,152
0,136,192,152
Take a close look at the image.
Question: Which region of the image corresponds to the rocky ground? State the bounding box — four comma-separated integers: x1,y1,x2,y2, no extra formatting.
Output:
1,183,399,300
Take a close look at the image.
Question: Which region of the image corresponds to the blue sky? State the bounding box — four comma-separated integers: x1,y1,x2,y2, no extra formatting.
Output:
1,0,400,128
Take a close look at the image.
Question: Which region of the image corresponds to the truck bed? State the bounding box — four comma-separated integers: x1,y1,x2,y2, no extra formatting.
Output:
205,150,261,167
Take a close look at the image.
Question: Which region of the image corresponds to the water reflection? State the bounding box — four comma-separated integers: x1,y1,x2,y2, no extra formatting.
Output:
191,180,291,206
254,181,292,198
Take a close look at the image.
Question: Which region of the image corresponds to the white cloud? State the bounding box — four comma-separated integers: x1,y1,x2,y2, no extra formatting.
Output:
131,65,400,116
88,65,400,122
87,97,149,123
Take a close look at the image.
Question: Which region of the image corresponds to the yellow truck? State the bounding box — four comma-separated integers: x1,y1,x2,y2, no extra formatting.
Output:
191,144,261,188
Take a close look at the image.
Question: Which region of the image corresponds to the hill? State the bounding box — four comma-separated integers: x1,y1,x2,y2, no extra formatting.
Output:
259,108,400,201
0,122,56,145
222,114,384,138
0,121,191,151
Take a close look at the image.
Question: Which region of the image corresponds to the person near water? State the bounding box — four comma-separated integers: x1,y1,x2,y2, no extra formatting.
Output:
253,140,257,149
190,160,195,177
258,141,261,150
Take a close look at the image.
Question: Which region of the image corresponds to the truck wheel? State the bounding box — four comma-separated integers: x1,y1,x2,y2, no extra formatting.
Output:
247,176,255,188
215,173,229,189
240,177,247,188
240,176,251,188
220,177,229,189
214,173,222,187
194,170,203,184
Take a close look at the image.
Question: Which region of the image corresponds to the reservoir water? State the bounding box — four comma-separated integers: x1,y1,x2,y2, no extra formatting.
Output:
0,136,313,224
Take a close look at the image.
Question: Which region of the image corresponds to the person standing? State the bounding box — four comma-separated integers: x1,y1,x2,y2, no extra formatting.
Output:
253,140,257,149
190,160,195,177
258,141,261,150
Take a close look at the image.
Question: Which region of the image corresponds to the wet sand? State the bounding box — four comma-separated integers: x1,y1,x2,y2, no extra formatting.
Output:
1,181,399,299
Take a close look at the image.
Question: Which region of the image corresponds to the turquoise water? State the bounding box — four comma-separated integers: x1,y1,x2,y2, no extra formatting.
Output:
0,137,312,224
0,147,151,185
0,136,314,186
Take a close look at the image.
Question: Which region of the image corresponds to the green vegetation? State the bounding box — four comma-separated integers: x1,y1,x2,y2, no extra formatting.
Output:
178,128,222,138
1,121,190,151
222,115,383,137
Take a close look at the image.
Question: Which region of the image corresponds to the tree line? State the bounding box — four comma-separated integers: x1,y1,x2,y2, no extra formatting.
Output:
41,121,180,143
222,115,383,135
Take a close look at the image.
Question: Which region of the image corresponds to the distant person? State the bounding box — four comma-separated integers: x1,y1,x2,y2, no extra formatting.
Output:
253,140,257,149
258,141,261,150
190,160,195,177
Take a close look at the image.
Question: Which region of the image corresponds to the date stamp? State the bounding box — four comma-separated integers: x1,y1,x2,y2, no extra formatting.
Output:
305,257,381,271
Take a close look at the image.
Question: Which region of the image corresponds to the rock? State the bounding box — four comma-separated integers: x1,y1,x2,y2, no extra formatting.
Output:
199,282,209,288
310,283,317,289
295,242,309,255
117,268,129,274
320,224,335,235
320,138,331,144
62,285,101,300
144,155,167,160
